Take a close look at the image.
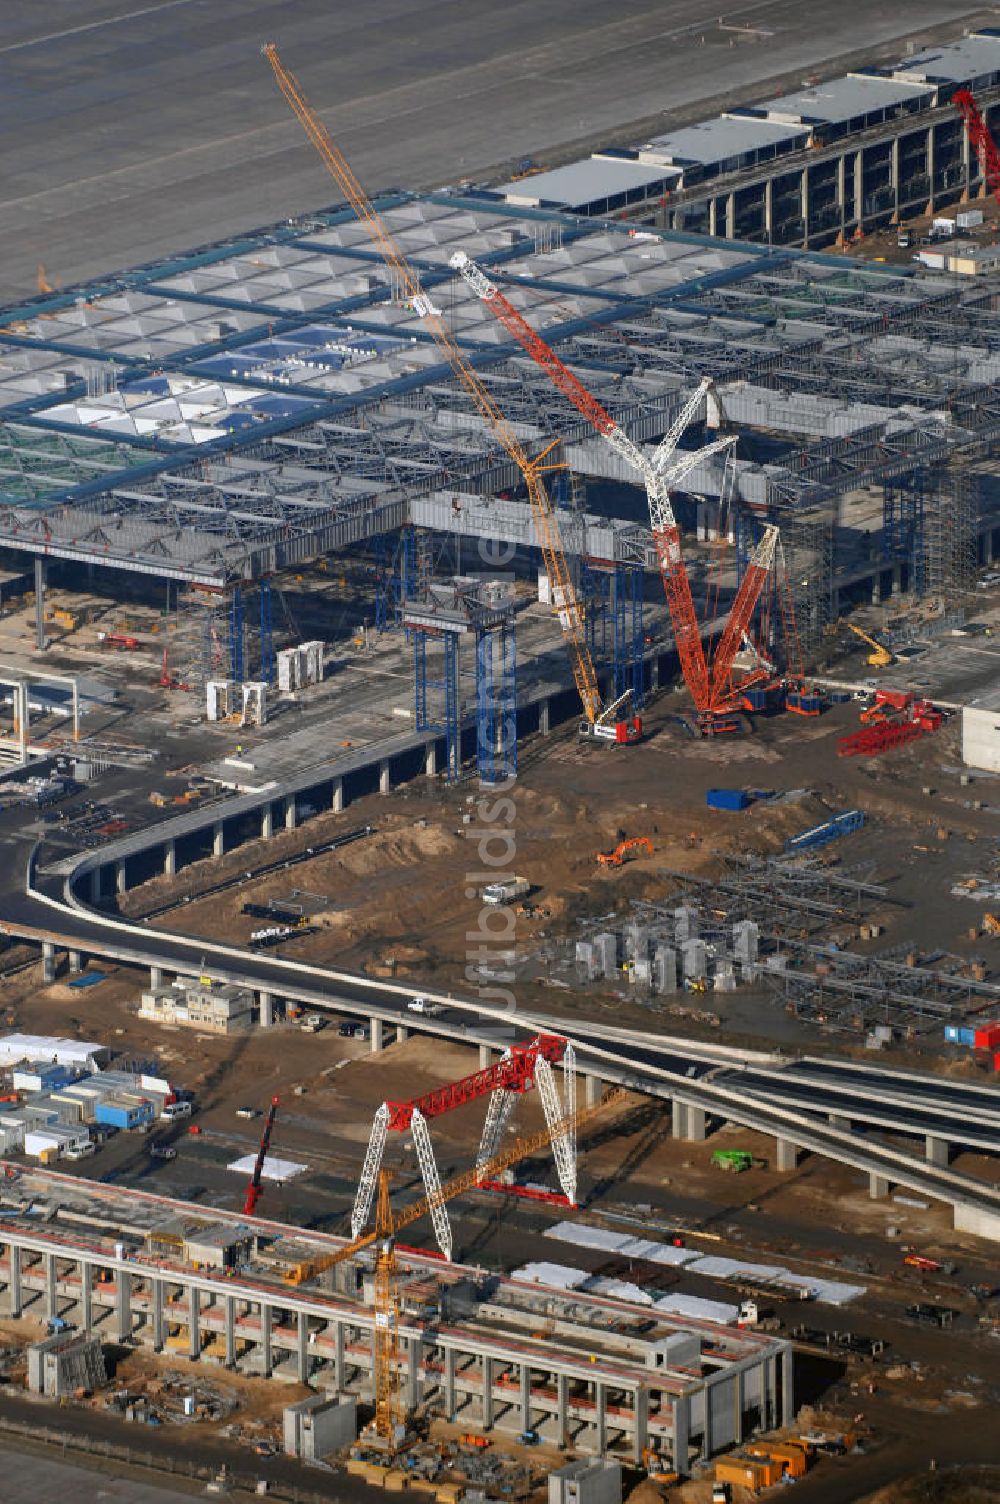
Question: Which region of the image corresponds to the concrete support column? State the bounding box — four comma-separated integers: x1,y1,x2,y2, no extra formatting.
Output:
925,1134,949,1167
701,1378,713,1460
260,805,273,840
90,869,101,905
775,1138,798,1172
395,1023,409,1045
42,941,56,984
370,1018,384,1054
34,557,46,651
258,991,274,1029
891,135,901,217
763,1357,776,1430
837,154,847,236
673,1394,690,1476
116,1271,130,1342
45,1253,57,1320
379,761,390,796
594,1380,606,1457
116,861,126,896
685,1105,706,1142
333,777,344,813
67,950,82,974
261,1303,272,1377
444,1346,456,1422
297,1310,308,1382
7,1245,22,1318
284,796,297,831
853,148,863,229
801,163,810,246
538,699,550,735
519,1362,531,1433
212,822,224,859
585,1074,601,1109
926,123,935,213
225,1295,236,1366
553,1377,568,1443
709,197,718,237
671,1100,687,1139
150,966,163,990
80,1262,93,1334
163,840,176,877
763,177,773,241
334,1320,345,1392
725,192,735,239
479,1043,492,1070
868,1171,890,1200
407,1335,422,1409
188,1284,200,1359
152,1280,165,1350
633,1386,649,1466
481,1354,494,1427
781,1349,794,1426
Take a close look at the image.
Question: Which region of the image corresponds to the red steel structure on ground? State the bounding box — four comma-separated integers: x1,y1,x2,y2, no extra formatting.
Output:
243,1095,280,1216
384,1034,566,1130
954,89,1000,207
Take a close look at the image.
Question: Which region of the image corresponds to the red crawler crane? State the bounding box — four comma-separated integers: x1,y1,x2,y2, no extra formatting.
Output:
954,89,1000,209
243,1095,280,1216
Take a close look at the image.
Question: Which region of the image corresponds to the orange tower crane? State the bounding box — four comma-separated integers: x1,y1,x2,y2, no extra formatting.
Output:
264,46,638,744
450,253,778,729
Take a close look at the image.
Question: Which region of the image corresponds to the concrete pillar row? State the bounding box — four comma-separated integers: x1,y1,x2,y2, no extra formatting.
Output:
685,1105,707,1142
671,1100,687,1139
67,950,82,974
775,1138,798,1173
41,941,56,985
284,797,297,831
260,805,273,840
258,991,274,1029
370,1018,384,1054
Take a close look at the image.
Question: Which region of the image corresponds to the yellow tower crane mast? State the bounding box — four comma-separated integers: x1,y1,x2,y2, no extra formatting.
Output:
264,45,636,740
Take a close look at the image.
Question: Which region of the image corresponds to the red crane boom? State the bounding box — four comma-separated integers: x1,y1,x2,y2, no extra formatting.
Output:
384,1034,565,1130
954,89,1000,208
243,1095,280,1216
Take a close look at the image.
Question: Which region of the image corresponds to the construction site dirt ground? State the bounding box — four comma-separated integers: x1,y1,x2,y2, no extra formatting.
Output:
109,689,1000,1060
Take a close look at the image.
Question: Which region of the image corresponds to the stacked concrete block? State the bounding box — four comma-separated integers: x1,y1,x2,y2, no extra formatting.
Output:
714,959,736,992
653,946,678,994
593,932,617,978
625,922,649,963
681,938,708,980
733,920,759,966
630,959,652,987
575,941,598,982
673,905,699,944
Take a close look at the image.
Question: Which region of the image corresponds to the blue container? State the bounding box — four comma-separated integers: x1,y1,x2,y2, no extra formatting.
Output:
706,788,751,812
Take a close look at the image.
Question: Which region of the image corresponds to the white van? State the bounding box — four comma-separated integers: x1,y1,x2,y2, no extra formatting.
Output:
161,1100,192,1121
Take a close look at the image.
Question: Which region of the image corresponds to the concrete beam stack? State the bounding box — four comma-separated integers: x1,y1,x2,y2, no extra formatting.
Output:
653,946,678,994
593,932,617,978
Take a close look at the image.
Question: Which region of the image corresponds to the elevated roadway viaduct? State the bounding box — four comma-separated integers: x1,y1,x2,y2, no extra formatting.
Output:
4,841,1000,1245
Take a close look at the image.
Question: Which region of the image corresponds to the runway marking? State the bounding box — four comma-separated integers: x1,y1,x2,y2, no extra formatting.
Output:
0,0,205,56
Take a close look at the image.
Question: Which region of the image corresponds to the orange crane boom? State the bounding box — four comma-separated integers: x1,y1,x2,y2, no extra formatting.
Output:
265,45,620,733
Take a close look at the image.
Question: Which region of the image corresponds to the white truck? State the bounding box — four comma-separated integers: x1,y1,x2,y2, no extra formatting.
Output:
481,876,530,907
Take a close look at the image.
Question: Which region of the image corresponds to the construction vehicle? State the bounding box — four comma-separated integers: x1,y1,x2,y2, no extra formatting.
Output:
712,1149,752,1173
265,46,639,747
596,836,653,868
983,913,1000,936
97,631,139,651
845,621,893,668
243,1095,280,1216
451,251,783,734
955,88,1000,214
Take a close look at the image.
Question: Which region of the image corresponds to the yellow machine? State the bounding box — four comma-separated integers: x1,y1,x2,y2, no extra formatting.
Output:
846,621,893,668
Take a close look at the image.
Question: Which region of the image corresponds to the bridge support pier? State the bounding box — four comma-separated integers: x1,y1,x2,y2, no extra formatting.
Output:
116,861,127,896
370,1018,384,1053
479,1044,492,1070
775,1138,798,1172
671,1100,687,1138
585,1074,602,1109
379,760,391,796
150,966,164,990
333,777,344,813
538,698,550,735
284,797,296,831
260,805,273,840
163,840,176,877
42,941,56,984
395,1023,409,1045
212,822,224,859
868,1172,890,1199
685,1106,706,1142
425,742,437,777
259,991,274,1029
925,1134,949,1167
67,950,82,974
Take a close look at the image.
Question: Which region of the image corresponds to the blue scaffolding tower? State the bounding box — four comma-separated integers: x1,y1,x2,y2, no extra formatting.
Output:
228,584,245,682
258,578,275,684
414,629,461,782
882,472,927,596
476,619,517,785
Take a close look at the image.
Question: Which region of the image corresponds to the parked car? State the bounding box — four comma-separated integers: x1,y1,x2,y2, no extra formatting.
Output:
149,1143,176,1161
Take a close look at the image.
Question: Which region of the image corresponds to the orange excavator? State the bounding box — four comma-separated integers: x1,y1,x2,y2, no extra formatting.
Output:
596,837,653,868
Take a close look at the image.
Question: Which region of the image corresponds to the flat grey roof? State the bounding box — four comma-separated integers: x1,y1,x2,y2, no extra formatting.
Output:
640,113,808,167
892,29,1000,87
502,156,680,209
763,72,932,126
